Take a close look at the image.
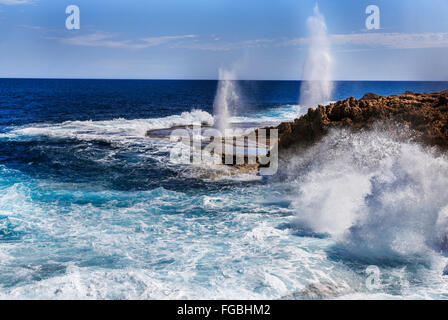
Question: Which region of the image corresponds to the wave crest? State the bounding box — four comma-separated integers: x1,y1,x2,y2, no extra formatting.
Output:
1,109,214,143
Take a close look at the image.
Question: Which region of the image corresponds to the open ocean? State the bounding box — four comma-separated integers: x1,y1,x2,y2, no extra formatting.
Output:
1,79,448,299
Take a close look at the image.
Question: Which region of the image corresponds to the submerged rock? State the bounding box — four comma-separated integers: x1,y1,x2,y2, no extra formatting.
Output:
269,90,448,151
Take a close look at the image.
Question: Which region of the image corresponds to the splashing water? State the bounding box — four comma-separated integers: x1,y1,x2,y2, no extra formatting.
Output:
299,4,333,108
213,69,239,133
2,79,448,299
287,127,448,263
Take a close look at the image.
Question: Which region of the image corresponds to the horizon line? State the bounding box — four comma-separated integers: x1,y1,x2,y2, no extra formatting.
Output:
1,77,448,82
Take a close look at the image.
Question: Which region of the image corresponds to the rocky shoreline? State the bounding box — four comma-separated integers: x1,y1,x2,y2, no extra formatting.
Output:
270,90,448,151
145,90,448,169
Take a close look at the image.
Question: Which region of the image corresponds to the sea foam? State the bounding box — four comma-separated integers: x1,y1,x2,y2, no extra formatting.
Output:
1,109,214,144
288,127,448,262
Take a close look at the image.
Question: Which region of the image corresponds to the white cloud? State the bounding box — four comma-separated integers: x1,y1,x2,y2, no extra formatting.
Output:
42,28,448,52
140,35,196,47
50,31,273,51
0,0,33,5
332,32,448,49
172,32,448,51
282,32,448,50
172,38,275,51
19,24,45,30
52,32,197,49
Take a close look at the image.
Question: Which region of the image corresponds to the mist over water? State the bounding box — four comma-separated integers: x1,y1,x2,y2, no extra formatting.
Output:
213,69,240,133
299,4,333,108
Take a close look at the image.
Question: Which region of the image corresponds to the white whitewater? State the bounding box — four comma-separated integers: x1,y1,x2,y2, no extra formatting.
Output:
299,4,333,108
213,68,239,133
289,127,448,262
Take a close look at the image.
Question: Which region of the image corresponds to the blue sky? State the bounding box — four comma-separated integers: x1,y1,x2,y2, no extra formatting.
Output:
1,0,448,80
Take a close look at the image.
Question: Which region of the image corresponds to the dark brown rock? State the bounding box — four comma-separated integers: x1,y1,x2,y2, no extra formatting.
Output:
269,90,448,151
360,92,380,101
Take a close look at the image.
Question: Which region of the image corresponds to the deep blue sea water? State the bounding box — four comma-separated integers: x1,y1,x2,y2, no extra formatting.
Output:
0,79,448,299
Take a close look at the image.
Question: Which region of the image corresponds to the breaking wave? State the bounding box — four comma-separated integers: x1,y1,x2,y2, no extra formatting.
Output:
0,109,215,144
0,104,302,144
288,127,448,262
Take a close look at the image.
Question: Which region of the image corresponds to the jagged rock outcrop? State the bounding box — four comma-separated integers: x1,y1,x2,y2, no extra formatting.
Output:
272,90,448,150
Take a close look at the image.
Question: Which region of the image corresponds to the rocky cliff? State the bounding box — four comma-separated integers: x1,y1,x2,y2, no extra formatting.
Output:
272,90,448,151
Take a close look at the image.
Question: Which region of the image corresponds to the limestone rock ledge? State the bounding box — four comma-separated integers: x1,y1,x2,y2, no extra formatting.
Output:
269,90,448,151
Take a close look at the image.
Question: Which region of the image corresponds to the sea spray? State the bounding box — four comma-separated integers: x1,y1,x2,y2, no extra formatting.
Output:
213,69,239,133
299,4,333,108
288,127,448,262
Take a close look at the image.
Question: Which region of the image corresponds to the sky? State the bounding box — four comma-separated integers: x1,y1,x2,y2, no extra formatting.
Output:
0,0,448,80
